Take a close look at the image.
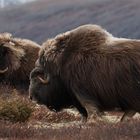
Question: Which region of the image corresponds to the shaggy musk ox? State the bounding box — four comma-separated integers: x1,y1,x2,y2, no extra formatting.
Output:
29,24,140,122
0,33,40,89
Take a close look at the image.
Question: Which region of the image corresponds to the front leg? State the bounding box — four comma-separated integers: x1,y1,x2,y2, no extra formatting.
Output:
86,103,104,123
74,95,104,122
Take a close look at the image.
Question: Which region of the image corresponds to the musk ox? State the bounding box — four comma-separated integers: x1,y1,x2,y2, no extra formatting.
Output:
0,33,40,89
29,24,140,122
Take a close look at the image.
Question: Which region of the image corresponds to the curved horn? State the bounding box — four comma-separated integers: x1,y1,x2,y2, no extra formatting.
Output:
37,75,50,84
0,67,8,74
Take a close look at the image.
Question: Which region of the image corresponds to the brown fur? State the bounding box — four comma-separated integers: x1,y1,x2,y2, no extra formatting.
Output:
0,33,40,89
30,24,140,121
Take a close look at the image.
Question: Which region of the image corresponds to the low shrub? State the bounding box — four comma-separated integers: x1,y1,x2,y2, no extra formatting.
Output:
0,89,34,123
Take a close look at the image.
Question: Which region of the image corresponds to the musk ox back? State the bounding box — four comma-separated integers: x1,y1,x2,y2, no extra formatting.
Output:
29,24,140,122
0,33,40,89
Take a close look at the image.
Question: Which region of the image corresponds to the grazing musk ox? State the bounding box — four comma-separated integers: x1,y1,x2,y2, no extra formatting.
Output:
0,33,40,89
29,24,140,121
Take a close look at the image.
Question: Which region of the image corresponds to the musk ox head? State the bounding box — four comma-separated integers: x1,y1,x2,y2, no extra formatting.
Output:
29,24,140,122
0,33,40,89
29,49,79,112
29,67,74,111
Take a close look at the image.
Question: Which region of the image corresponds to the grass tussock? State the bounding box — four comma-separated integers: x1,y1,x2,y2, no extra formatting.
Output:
0,87,34,123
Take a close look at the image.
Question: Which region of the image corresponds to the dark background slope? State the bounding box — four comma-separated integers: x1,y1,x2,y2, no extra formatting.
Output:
0,0,140,44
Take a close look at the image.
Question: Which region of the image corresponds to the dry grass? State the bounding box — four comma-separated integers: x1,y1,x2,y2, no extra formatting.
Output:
30,106,80,123
0,120,140,140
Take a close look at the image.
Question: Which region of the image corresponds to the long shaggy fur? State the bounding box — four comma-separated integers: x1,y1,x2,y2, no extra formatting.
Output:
30,24,140,120
0,33,40,89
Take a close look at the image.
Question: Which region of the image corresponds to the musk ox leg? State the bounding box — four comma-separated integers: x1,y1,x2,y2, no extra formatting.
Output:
76,105,88,123
120,110,136,122
75,96,104,122
86,104,104,123
72,99,88,123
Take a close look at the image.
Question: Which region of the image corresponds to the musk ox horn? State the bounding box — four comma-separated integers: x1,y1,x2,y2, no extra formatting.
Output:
37,75,50,84
0,67,8,74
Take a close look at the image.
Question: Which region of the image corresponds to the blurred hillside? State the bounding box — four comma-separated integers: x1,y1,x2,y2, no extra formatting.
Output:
0,0,35,8
0,0,140,44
